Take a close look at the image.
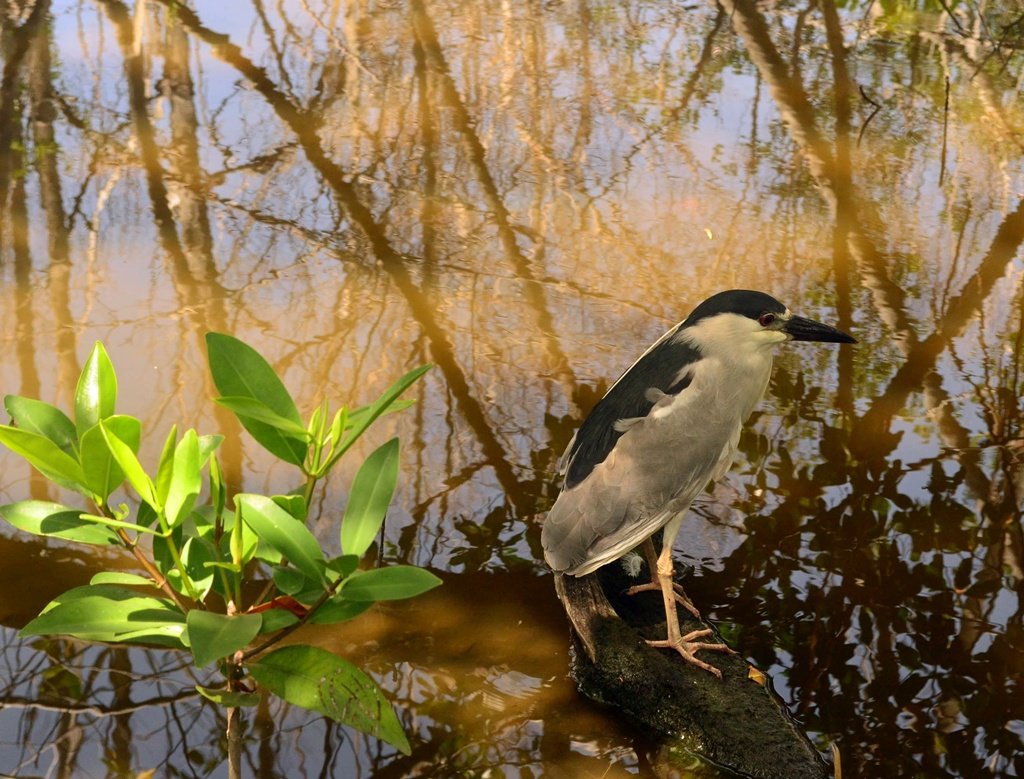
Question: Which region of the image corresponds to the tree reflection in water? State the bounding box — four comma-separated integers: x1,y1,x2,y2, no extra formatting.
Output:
0,1,1022,776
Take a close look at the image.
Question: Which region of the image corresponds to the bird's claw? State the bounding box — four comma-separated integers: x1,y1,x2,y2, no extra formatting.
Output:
646,629,735,678
624,580,701,619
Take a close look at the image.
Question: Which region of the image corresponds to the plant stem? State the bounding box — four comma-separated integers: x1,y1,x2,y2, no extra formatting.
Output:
226,706,242,779
113,526,188,612
226,653,245,778
307,400,327,476
230,504,245,610
302,473,317,515
211,539,236,613
245,471,320,609
95,501,187,611
240,578,340,662
250,578,274,610
159,522,201,603
115,500,199,604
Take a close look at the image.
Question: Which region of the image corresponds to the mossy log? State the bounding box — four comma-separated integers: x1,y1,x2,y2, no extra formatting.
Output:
555,565,830,778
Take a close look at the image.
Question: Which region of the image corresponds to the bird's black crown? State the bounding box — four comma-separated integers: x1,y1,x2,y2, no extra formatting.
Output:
683,289,786,325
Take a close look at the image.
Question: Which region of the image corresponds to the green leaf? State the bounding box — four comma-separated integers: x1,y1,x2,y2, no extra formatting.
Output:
258,608,300,633
223,506,257,567
80,416,141,503
111,624,188,647
328,407,347,449
205,333,306,466
196,684,261,707
197,435,223,465
325,554,360,580
89,572,156,587
99,421,158,510
165,430,201,527
75,342,117,435
40,666,82,700
0,425,88,493
253,540,283,566
204,561,242,575
78,513,162,536
136,501,159,531
0,501,119,545
209,454,226,518
155,425,178,507
214,397,311,439
272,494,307,523
309,598,371,625
249,645,410,755
272,567,307,595
236,494,327,586
327,366,429,470
181,535,217,600
343,400,413,433
164,432,219,514
190,504,217,532
3,396,77,453
342,566,442,602
152,526,196,595
307,401,324,440
22,585,185,648
186,611,263,668
341,438,400,557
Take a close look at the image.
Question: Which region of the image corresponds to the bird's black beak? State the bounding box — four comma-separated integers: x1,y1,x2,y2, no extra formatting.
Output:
784,315,857,344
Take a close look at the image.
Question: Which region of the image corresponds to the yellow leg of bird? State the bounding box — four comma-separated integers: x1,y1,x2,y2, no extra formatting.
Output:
624,538,701,618
642,524,735,678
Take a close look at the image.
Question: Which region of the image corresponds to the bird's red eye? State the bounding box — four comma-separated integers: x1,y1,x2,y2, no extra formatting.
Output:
758,313,776,327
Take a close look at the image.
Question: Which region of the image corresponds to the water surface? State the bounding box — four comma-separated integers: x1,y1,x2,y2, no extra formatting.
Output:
0,1,1023,776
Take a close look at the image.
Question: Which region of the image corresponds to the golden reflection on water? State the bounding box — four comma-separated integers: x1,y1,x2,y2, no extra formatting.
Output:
0,0,1022,776
302,571,643,778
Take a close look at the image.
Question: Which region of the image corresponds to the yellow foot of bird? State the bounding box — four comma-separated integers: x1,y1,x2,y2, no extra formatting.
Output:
645,628,736,679
624,580,701,619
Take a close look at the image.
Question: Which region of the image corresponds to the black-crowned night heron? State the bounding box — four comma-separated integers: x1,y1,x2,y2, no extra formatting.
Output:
543,289,855,677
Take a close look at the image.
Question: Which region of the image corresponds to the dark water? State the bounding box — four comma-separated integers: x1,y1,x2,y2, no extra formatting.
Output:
0,1,1023,776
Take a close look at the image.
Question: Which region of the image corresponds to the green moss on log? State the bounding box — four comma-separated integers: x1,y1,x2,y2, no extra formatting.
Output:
555,566,830,779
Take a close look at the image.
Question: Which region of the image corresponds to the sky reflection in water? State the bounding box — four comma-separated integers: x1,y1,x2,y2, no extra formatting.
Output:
0,1,1023,776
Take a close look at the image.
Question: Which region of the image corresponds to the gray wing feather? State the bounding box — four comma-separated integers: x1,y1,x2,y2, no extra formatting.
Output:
543,373,734,575
561,326,701,490
542,452,633,574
